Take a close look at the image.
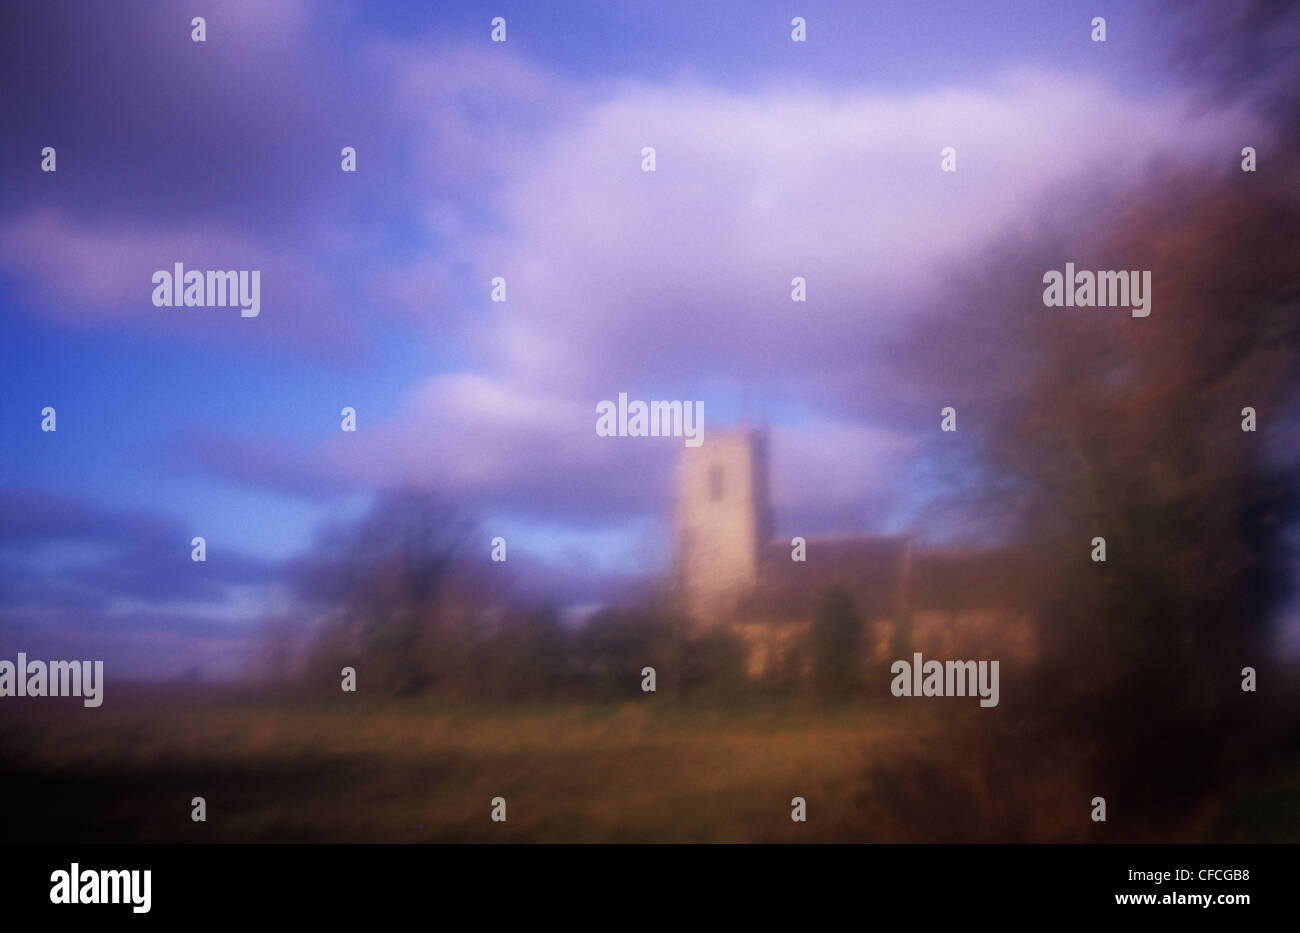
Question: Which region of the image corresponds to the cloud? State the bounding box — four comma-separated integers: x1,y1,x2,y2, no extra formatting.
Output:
164,373,682,523
0,13,1257,386
0,487,290,677
0,606,251,680
0,209,363,356
0,0,376,233
0,13,1264,573
147,62,1258,537
0,488,277,610
422,68,1257,410
769,417,918,531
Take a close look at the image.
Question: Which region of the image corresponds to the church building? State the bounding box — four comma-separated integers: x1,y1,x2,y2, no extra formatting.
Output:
673,428,1036,682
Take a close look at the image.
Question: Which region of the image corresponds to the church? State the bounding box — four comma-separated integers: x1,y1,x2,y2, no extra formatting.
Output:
672,428,1036,682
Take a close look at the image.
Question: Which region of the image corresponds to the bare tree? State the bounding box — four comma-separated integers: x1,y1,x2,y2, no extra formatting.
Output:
295,489,476,696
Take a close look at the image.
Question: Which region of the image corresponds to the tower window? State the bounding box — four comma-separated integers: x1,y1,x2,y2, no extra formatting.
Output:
709,465,724,501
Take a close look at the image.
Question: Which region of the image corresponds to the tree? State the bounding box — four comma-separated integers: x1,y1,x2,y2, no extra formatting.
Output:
810,585,865,700
906,160,1300,832
295,488,475,697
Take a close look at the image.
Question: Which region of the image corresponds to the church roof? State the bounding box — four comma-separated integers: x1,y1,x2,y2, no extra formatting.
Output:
744,536,911,620
737,536,1027,621
908,547,1033,611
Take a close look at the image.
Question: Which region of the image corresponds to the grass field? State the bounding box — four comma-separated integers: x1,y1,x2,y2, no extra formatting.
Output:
1,687,1295,843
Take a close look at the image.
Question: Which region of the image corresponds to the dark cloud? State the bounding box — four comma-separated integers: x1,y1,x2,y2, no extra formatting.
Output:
0,488,278,610
0,0,390,232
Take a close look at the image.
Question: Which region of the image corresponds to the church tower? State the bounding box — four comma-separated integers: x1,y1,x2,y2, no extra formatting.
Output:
674,427,771,622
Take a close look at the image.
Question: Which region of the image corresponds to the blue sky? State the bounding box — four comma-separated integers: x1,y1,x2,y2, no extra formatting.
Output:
2,0,1293,674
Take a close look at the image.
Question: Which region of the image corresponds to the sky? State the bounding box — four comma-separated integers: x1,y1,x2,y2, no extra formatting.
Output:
0,0,1287,675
